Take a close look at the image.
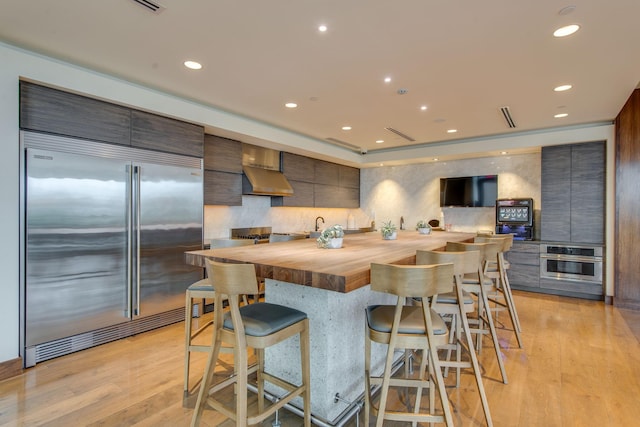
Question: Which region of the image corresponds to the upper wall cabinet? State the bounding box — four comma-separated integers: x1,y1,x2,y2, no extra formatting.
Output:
540,141,605,244
20,82,204,158
274,153,360,208
131,110,203,157
20,81,131,145
204,135,243,174
281,152,315,182
203,134,242,206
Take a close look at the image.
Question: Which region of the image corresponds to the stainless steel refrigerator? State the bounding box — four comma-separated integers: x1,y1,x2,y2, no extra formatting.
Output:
20,131,203,367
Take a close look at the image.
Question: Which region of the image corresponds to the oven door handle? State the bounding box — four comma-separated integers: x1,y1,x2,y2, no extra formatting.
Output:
540,254,602,262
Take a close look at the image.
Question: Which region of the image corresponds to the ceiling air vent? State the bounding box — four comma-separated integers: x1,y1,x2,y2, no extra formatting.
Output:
130,0,166,14
500,106,517,128
384,127,415,142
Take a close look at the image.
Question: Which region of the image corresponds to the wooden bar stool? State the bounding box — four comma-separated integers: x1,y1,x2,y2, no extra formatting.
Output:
364,263,454,427
447,241,523,349
475,235,522,333
183,278,234,398
417,249,494,426
191,260,311,427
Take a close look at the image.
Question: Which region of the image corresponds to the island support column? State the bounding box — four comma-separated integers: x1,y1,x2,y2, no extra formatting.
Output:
264,279,396,424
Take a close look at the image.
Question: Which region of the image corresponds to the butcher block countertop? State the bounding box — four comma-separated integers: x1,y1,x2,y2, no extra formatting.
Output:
185,230,475,293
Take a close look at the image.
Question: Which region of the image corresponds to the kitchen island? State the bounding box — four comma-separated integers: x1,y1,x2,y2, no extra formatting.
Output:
185,230,474,425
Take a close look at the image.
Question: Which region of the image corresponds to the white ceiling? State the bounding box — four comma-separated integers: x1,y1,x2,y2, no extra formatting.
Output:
1,0,639,160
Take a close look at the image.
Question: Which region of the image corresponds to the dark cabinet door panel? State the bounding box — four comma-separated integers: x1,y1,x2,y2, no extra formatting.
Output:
20,81,131,145
339,165,360,189
540,145,571,241
131,110,203,157
271,180,314,207
204,170,242,206
570,142,605,244
204,135,242,173
315,160,340,186
282,152,316,182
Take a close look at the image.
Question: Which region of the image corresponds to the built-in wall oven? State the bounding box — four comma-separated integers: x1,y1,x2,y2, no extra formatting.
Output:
540,244,603,284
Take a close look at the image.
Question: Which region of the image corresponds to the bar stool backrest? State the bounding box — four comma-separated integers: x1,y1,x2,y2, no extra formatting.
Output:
205,260,259,297
474,235,513,252
446,241,499,266
416,249,480,277
370,263,453,298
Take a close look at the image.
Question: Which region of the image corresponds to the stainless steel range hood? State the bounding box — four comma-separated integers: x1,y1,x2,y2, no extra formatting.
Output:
241,144,293,197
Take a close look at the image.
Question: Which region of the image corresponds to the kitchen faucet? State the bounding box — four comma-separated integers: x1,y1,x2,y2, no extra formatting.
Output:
400,216,405,230
315,216,325,232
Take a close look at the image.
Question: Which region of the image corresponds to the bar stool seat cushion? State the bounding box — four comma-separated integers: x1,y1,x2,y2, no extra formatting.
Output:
434,289,474,305
188,279,214,292
366,305,447,335
223,302,307,337
462,273,493,286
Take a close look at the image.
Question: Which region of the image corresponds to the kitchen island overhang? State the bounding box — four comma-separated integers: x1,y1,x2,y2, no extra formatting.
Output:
185,231,475,424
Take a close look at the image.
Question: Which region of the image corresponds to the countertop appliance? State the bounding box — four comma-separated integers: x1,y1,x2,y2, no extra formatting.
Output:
21,131,203,367
495,198,534,240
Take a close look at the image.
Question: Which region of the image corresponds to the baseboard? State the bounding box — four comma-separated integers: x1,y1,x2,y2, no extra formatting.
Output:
613,298,640,310
0,357,23,381
604,295,613,305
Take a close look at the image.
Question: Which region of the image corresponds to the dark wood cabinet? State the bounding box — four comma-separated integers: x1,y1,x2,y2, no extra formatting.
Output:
271,180,314,207
20,81,131,145
276,155,360,208
315,160,340,186
505,242,540,290
540,141,605,244
339,164,360,189
203,134,242,206
204,135,243,173
203,170,242,206
540,145,571,242
131,110,203,157
20,81,205,158
570,143,605,243
281,153,315,182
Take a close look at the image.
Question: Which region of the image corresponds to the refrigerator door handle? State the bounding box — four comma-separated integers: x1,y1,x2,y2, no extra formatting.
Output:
133,165,142,317
126,164,133,319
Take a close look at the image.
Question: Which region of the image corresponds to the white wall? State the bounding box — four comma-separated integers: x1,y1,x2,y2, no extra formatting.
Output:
0,42,616,365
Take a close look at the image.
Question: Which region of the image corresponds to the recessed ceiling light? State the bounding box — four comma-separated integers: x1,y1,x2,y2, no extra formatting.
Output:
376,140,384,144
501,151,508,155
553,24,580,37
420,105,428,111
318,25,327,32
285,102,298,108
384,77,391,83
554,84,573,92
447,129,458,133
184,60,202,70
433,158,439,161
555,113,569,118
342,126,352,131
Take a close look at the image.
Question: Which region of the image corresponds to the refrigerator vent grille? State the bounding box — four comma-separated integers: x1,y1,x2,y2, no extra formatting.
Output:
22,131,202,169
33,308,184,364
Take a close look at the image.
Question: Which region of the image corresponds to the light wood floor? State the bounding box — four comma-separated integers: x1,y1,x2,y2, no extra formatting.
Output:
2,291,640,426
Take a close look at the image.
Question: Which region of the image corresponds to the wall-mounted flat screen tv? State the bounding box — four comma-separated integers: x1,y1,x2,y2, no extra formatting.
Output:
440,175,498,207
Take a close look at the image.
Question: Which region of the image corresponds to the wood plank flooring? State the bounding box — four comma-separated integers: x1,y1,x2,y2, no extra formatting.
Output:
1,291,640,426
